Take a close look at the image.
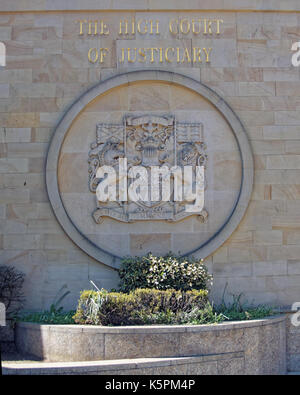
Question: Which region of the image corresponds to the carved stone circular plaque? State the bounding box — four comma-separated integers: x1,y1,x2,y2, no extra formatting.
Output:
46,70,253,269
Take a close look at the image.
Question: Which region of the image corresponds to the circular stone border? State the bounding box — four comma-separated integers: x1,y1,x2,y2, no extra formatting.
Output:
46,70,254,269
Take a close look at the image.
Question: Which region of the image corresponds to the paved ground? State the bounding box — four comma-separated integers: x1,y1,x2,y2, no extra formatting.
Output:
2,352,44,364
3,352,298,375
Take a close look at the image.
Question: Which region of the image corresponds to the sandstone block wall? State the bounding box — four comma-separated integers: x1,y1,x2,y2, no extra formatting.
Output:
0,1,300,310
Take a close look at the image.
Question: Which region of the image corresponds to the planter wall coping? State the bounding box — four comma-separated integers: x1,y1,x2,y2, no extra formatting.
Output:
17,315,285,334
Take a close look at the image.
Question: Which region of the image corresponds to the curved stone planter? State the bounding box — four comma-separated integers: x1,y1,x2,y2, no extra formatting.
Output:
16,315,286,375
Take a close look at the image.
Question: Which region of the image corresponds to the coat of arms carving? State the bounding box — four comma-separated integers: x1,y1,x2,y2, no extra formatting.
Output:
88,114,208,223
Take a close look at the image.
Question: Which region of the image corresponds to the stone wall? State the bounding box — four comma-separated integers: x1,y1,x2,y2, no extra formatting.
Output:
0,1,300,310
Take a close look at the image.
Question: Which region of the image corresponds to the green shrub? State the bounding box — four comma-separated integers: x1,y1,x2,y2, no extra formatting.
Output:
216,292,274,322
19,289,274,326
217,306,274,322
118,253,212,293
73,288,209,326
18,310,75,325
177,304,225,325
137,303,225,325
17,284,73,325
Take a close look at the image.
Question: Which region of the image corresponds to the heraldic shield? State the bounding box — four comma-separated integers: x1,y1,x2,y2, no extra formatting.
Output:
88,114,208,223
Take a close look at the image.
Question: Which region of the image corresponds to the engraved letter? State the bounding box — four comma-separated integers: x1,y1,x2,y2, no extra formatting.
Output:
76,19,87,35
203,47,212,63
88,48,98,63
